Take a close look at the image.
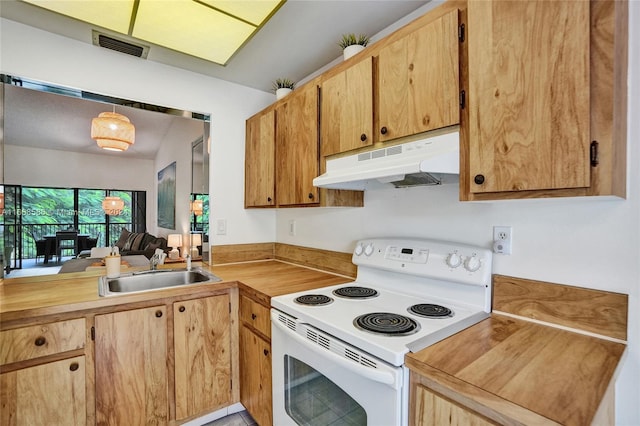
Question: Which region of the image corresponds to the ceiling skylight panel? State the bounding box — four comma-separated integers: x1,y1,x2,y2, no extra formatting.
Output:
133,0,255,64
201,0,284,26
23,0,134,34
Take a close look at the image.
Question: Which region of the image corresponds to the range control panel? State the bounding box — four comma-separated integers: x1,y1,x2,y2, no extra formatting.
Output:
352,238,492,287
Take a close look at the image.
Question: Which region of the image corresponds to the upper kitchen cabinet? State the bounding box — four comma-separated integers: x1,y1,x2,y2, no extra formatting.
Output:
377,9,460,143
461,0,628,200
245,109,276,208
275,83,320,206
320,57,374,157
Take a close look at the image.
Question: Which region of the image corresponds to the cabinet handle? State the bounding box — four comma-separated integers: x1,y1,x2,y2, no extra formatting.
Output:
267,197,272,202
179,306,186,313
380,126,388,135
34,336,46,346
251,313,257,320
69,362,79,372
308,193,314,200
263,349,269,356
360,133,367,142
155,310,163,318
474,174,485,185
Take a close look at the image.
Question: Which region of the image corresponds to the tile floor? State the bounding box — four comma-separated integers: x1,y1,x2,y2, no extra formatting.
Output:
204,410,257,426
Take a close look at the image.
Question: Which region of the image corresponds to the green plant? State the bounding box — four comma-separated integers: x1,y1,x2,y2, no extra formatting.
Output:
272,78,296,92
338,33,370,49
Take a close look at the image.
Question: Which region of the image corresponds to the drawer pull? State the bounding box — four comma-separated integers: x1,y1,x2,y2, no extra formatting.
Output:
155,310,163,318
69,362,79,372
251,313,257,320
263,349,269,356
179,306,186,313
34,336,46,346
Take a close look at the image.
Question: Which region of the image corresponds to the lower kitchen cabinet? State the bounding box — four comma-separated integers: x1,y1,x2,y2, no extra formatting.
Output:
0,317,87,425
95,305,169,425
174,295,232,421
411,380,495,426
239,293,273,426
1,356,86,425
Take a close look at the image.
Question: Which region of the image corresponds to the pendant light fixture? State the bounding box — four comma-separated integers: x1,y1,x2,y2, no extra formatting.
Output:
91,106,135,151
190,199,204,216
102,196,125,215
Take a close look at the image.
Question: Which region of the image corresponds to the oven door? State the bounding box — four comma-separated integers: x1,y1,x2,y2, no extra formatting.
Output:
271,310,407,426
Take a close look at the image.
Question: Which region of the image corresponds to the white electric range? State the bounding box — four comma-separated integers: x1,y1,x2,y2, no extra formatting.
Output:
270,237,492,426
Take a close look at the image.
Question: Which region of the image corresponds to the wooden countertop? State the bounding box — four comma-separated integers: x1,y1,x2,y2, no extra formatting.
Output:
0,260,352,325
405,313,626,425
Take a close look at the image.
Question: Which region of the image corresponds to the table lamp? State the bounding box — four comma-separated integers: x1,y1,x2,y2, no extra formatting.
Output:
190,233,202,259
167,234,182,260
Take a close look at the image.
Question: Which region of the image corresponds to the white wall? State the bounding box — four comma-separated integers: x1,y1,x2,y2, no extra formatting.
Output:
275,4,640,425
0,18,276,247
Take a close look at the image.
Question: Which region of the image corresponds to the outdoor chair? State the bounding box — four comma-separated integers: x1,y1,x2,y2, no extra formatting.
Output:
56,230,79,262
28,231,47,264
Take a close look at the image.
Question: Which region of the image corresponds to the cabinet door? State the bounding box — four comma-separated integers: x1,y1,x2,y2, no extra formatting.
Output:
276,84,319,206
466,1,590,194
321,57,374,157
174,295,231,421
239,325,272,426
1,356,86,426
412,383,494,426
245,110,276,207
95,306,168,425
378,9,460,142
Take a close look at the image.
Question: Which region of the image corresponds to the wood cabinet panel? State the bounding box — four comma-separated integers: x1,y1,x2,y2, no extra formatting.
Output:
378,9,460,142
239,325,272,426
245,109,276,207
240,294,271,338
1,356,86,426
466,1,590,194
411,383,495,426
321,57,374,157
275,83,319,206
95,306,168,425
0,318,85,365
174,295,231,421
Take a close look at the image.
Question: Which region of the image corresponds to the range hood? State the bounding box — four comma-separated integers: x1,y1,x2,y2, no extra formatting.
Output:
313,131,459,190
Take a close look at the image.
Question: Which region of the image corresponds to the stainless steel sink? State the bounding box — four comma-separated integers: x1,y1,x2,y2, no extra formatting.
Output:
98,268,222,296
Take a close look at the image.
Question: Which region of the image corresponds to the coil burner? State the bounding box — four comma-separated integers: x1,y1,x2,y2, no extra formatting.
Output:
294,294,333,306
408,304,453,318
354,312,420,336
333,286,379,299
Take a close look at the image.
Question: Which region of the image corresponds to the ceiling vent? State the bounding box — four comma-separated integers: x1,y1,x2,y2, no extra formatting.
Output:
92,30,150,59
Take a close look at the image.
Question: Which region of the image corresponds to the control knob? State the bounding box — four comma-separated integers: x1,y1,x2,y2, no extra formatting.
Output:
445,252,462,268
364,243,375,257
464,255,482,272
354,244,364,256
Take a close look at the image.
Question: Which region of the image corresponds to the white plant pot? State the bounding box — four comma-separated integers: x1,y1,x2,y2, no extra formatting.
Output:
343,44,365,61
276,88,292,100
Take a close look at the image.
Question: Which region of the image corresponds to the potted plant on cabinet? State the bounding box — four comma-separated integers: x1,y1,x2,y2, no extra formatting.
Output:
339,33,370,60
272,78,296,100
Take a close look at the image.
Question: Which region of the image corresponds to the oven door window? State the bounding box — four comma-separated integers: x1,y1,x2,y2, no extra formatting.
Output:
284,355,366,425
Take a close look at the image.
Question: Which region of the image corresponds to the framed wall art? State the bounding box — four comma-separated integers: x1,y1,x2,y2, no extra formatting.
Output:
157,161,176,229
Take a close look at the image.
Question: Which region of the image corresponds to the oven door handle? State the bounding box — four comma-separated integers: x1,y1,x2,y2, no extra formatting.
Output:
272,315,401,389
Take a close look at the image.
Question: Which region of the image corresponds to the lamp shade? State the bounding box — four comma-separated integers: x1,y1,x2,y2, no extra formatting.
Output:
167,234,182,248
190,199,203,216
102,196,124,215
91,112,135,151
190,233,202,247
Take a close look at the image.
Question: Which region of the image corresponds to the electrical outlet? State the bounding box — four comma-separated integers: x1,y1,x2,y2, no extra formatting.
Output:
288,220,296,236
493,226,512,255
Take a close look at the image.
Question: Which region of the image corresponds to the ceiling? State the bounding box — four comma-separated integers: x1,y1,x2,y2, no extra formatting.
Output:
0,0,431,93
1,0,430,158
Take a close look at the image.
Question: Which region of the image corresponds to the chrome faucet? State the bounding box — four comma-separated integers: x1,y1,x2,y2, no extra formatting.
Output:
150,253,160,271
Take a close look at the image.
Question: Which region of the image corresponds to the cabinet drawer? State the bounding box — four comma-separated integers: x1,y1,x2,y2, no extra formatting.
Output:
240,295,271,338
0,318,86,365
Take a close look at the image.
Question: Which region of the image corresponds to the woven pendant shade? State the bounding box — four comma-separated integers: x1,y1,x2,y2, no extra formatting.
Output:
190,199,203,216
102,196,125,215
91,112,135,151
